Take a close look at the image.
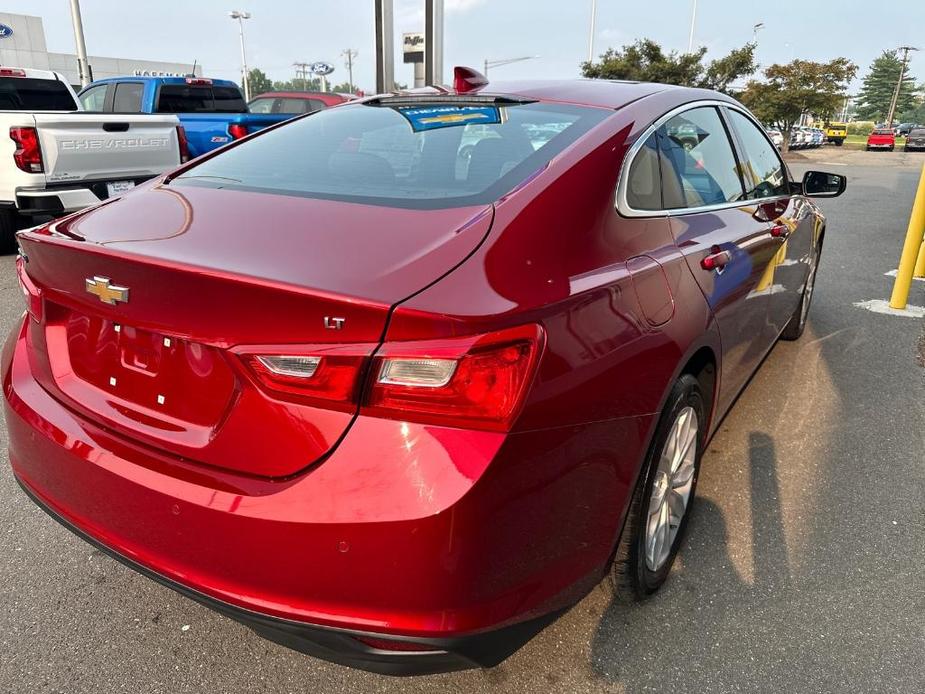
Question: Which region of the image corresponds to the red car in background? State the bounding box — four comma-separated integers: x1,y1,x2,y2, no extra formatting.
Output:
866,128,896,151
5,68,845,675
248,90,355,115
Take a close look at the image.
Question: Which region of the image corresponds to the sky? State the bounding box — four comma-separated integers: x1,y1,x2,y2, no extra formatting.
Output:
8,0,925,94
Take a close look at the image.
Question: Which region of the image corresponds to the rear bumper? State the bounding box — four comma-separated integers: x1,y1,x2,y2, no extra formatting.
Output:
15,177,152,215
15,473,559,675
3,315,643,673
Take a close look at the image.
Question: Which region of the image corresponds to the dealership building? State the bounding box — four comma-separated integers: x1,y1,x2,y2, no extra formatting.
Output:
0,12,200,88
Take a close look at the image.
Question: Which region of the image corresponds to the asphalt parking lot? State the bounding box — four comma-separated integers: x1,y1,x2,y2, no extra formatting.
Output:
1,146,922,694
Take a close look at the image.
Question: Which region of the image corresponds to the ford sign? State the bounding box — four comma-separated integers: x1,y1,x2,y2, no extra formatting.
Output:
310,61,334,76
0,24,13,39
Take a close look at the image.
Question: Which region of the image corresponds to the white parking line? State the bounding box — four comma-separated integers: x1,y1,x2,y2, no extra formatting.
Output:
853,299,925,318
884,269,925,281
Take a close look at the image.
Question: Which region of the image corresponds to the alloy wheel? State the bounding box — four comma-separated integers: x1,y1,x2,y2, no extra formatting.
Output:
645,406,699,571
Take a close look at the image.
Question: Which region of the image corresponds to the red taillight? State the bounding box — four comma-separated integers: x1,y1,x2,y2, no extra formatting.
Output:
176,125,190,163
0,68,26,77
240,344,374,413
10,126,43,173
365,324,544,431
238,324,544,431
228,123,248,140
15,255,42,323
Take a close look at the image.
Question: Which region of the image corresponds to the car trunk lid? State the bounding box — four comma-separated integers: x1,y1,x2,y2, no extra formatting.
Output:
18,184,493,477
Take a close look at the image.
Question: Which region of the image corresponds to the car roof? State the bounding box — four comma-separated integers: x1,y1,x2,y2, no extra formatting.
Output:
86,76,239,88
481,79,731,109
250,91,348,102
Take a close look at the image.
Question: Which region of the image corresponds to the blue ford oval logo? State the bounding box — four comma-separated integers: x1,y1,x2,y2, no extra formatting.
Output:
0,24,13,39
310,61,334,76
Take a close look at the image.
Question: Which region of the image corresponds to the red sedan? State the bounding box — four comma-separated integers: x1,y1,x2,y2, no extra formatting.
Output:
4,68,845,675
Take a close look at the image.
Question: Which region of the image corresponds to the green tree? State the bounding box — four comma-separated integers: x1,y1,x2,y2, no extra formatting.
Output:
855,51,918,124
739,58,857,151
272,77,323,92
330,81,357,94
580,38,757,95
245,68,273,96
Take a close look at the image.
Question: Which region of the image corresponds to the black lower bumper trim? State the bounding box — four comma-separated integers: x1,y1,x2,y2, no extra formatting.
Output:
14,473,562,676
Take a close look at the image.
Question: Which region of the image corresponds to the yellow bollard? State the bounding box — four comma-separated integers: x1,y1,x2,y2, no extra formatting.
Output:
889,162,925,309
915,238,925,278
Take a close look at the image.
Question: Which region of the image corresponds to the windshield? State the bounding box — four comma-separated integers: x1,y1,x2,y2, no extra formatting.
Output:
156,84,246,113
171,100,609,208
0,77,78,111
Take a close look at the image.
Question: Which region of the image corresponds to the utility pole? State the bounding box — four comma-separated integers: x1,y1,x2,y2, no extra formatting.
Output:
68,0,92,87
886,46,918,128
342,49,358,92
293,62,310,91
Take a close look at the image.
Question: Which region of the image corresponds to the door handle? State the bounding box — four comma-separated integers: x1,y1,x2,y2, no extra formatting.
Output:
770,224,790,239
701,248,732,271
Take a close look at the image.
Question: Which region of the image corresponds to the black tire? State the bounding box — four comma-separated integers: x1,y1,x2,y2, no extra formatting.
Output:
866,145,871,151
781,242,821,341
835,140,843,146
904,147,909,152
0,208,18,255
889,146,895,151
611,374,705,601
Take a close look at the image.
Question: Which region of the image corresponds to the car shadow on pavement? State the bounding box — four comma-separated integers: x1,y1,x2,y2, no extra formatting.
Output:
586,431,790,689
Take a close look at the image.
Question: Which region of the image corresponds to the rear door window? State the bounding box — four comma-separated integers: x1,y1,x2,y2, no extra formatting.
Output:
78,83,108,111
248,97,275,113
112,82,143,112
0,77,79,111
625,133,662,210
656,107,745,209
278,97,325,113
726,109,788,199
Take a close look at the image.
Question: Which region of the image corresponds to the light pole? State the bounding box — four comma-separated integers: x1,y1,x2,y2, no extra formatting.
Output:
68,0,92,87
886,46,918,128
687,0,697,53
752,22,764,44
483,56,540,76
342,49,358,92
229,10,252,102
588,0,597,63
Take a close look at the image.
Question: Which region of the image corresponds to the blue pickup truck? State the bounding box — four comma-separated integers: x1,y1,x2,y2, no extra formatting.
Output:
77,76,291,158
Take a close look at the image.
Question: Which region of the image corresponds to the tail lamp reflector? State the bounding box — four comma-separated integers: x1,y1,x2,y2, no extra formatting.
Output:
241,324,544,432
176,125,190,163
228,123,248,140
10,126,43,173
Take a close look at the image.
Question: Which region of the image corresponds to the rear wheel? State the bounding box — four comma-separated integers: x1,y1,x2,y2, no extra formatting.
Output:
611,375,705,600
781,242,820,341
0,208,19,255
889,145,895,151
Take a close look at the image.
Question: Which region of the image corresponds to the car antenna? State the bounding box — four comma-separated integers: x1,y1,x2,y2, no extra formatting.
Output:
187,59,198,78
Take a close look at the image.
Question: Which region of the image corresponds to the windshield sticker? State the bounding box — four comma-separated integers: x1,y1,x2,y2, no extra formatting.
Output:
398,105,503,132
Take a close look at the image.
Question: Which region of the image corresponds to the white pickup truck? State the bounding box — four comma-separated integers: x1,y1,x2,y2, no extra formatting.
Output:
0,67,187,251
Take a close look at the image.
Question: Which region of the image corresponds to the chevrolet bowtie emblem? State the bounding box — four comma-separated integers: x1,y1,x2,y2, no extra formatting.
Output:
85,276,130,305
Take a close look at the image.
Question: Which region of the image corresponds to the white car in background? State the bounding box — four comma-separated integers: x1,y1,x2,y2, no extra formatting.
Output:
0,67,185,251
766,128,784,149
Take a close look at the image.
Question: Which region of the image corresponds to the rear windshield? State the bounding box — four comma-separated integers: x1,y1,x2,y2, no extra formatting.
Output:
909,129,925,137
873,129,893,135
156,84,246,113
0,77,78,111
171,100,609,209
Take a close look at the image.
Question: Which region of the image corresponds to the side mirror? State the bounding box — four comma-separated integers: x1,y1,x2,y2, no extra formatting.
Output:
803,170,846,198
